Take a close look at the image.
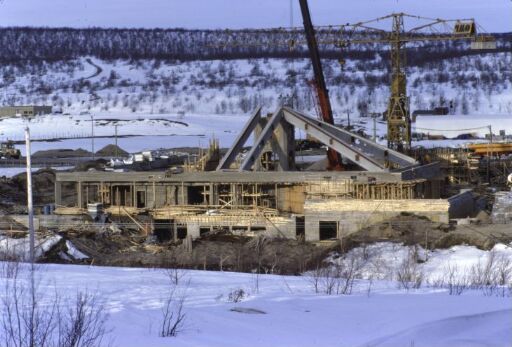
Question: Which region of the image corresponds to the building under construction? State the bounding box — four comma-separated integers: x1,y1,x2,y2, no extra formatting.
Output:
53,4,498,243
54,106,476,242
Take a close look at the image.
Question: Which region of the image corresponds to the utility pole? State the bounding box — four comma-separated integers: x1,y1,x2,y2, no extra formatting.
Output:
90,114,95,160
372,114,378,142
487,125,492,184
115,124,119,158
25,127,36,347
25,127,35,264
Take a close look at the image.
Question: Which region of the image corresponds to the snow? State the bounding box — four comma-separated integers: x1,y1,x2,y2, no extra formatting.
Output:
364,309,512,347
329,242,512,285
65,240,89,260
0,234,62,260
414,114,512,138
0,0,510,32
1,54,509,154
0,242,510,346
1,112,248,156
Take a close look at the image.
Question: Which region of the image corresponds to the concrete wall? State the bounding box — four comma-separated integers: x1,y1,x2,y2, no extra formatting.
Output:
170,215,296,240
303,199,450,241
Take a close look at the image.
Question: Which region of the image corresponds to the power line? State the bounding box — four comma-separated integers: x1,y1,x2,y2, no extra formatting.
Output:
414,125,491,132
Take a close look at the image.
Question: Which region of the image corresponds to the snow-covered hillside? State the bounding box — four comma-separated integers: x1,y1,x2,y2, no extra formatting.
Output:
0,242,511,347
3,56,511,118
1,53,510,154
0,54,510,146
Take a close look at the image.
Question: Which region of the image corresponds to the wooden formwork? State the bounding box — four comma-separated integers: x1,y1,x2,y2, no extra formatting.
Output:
305,179,425,200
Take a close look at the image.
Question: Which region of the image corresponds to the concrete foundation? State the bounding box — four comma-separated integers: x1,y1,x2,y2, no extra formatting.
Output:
303,199,450,241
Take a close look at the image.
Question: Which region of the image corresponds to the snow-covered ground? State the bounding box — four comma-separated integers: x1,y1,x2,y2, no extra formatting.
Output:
1,112,248,156
0,242,511,347
414,114,512,138
3,110,510,156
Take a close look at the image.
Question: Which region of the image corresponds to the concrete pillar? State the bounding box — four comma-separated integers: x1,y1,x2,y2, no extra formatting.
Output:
209,183,215,206
54,181,62,206
133,186,138,208
77,182,82,209
271,118,295,171
178,184,188,205
187,222,200,240
305,218,319,242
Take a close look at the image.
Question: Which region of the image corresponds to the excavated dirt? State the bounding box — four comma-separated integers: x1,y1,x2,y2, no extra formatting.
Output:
55,214,512,274
60,228,327,275
95,144,128,157
345,213,512,251
0,169,56,212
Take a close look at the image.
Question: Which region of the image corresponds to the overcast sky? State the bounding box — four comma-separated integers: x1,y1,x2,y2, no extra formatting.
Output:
0,0,510,32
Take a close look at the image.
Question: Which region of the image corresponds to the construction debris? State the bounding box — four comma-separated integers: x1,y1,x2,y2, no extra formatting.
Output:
491,191,512,224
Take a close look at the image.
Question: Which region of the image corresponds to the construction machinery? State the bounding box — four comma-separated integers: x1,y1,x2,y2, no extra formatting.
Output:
467,143,512,156
298,0,342,170
317,13,495,153
219,11,494,155
0,140,21,159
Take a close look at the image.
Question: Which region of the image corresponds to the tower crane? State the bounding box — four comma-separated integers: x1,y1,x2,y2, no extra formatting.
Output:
315,13,495,152
217,9,495,156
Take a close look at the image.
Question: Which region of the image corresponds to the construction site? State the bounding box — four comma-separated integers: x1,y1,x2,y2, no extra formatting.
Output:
2,2,512,346
1,1,512,271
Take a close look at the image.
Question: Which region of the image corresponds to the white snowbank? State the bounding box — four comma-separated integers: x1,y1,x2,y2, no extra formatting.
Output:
65,240,89,260
337,242,512,282
0,242,510,347
365,309,512,347
0,234,62,260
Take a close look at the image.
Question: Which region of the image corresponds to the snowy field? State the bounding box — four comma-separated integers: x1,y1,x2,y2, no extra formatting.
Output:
3,111,510,156
0,242,511,347
1,112,248,156
414,114,512,138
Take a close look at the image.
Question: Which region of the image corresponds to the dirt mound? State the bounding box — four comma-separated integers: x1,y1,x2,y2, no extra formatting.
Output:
62,229,325,274
74,159,108,172
347,213,451,247
2,169,56,208
95,144,128,157
345,213,512,251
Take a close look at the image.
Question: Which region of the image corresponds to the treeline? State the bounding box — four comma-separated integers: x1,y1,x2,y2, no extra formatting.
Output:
0,27,509,64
